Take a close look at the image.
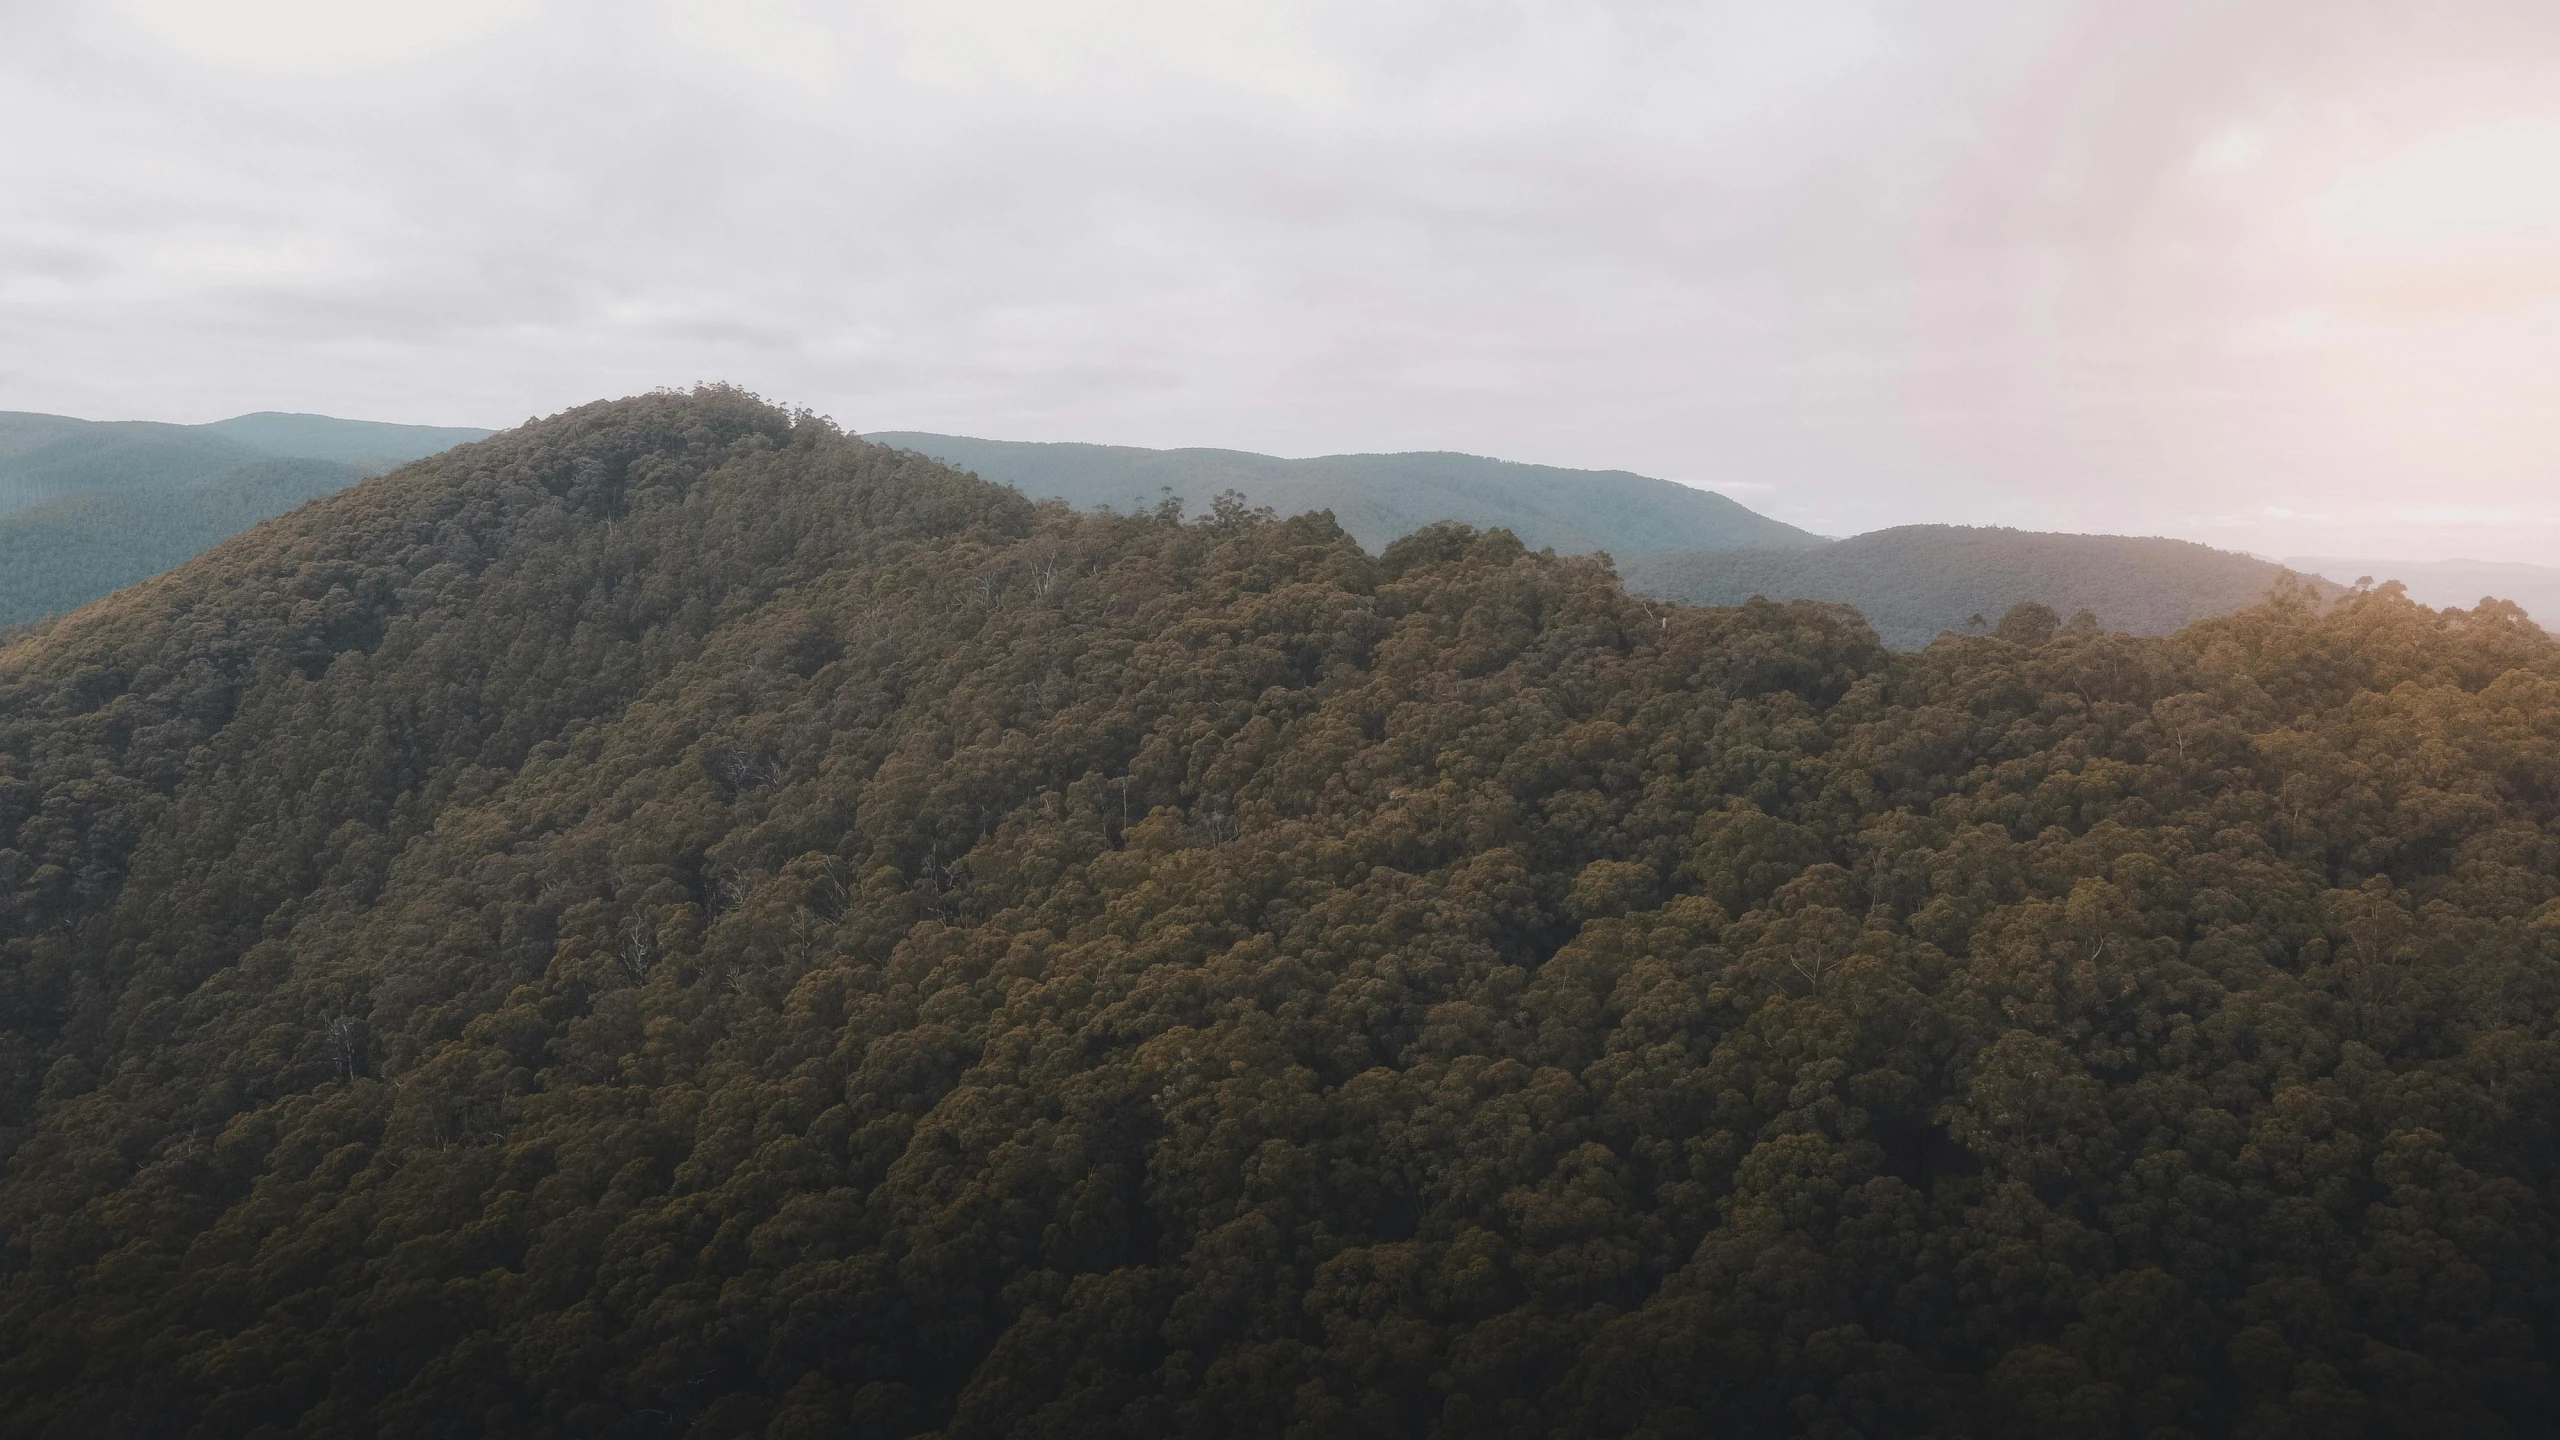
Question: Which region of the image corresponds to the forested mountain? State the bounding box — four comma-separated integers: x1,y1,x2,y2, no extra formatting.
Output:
0,410,492,626
2290,556,2560,631
4,389,2559,1437
0,413,266,513
0,459,370,630
1624,525,2344,650
867,431,1825,556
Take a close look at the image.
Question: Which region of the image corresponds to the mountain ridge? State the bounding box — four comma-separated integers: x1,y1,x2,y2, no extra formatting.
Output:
196,410,495,465
1625,522,2349,649
866,430,1825,556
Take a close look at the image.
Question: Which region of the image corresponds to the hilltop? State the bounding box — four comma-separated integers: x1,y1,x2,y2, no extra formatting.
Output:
2,390,2555,1435
1625,524,2343,649
866,431,1825,556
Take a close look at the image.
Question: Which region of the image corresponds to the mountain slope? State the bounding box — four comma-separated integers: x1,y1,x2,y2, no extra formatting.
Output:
0,409,495,625
0,457,369,628
1624,523,2340,649
3,391,2557,1436
867,431,1824,555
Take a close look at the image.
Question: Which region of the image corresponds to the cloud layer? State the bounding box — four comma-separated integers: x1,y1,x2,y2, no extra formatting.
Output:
6,0,2559,558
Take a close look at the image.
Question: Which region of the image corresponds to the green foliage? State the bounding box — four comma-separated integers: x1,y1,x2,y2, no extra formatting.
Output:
0,409,494,627
1625,524,2351,650
867,431,1826,557
0,458,366,625
3,390,2558,1437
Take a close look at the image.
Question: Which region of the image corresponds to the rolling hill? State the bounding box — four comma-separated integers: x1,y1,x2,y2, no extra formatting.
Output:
0,409,492,625
2,389,2555,1435
1623,524,2344,649
0,414,266,513
0,458,374,629
195,411,494,466
866,431,1826,556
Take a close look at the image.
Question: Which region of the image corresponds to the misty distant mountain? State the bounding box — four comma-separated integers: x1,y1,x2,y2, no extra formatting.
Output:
867,432,1825,556
0,409,493,625
1624,524,2343,650
196,411,494,466
0,458,368,627
0,415,265,514
2288,556,2560,629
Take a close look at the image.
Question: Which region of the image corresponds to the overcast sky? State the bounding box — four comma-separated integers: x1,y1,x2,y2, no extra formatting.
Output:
5,1,2559,559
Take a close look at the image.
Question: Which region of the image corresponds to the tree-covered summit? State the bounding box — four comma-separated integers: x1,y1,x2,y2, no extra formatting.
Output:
2,389,2555,1437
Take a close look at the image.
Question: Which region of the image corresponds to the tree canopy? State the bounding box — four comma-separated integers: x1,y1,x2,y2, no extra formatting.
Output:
2,390,2556,1438
2287,556,2560,633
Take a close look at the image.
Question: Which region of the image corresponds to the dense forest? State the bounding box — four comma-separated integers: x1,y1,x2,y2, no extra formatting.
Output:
869,432,1825,556
1624,526,2346,650
1,413,266,514
0,410,492,626
0,457,367,628
3,389,2557,1437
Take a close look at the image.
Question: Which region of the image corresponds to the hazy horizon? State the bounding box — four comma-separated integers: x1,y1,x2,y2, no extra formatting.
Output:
6,2,2558,561
25,404,2560,573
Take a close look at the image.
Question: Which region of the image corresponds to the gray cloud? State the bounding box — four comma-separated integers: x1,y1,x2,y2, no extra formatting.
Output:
5,0,2559,559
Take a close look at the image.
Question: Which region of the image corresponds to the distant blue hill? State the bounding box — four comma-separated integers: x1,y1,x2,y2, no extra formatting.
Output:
198,411,494,466
1623,525,2348,650
0,409,492,626
865,432,1824,556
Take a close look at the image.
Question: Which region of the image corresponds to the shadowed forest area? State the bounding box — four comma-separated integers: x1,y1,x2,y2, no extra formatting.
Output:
2,390,2556,1437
